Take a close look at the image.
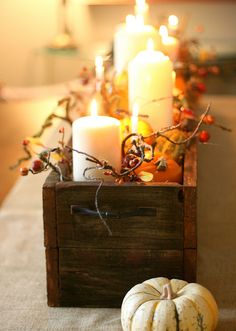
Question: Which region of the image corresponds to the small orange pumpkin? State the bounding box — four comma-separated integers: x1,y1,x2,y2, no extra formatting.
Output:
175,74,187,93
136,153,182,184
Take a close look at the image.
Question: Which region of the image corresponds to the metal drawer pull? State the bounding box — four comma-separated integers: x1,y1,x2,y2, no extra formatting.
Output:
71,206,157,219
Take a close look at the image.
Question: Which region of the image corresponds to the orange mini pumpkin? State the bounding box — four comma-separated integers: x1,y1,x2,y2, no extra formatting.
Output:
175,74,187,93
136,153,182,184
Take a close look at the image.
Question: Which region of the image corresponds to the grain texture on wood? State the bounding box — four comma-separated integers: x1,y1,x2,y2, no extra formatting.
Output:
183,140,197,187
184,249,197,283
42,140,198,307
45,248,59,306
183,187,197,249
183,142,197,250
58,248,183,307
43,172,58,248
55,184,184,249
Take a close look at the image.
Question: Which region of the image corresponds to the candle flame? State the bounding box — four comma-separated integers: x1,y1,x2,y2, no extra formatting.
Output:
168,15,179,27
136,0,146,8
159,25,168,38
147,38,154,51
90,99,98,116
95,55,103,68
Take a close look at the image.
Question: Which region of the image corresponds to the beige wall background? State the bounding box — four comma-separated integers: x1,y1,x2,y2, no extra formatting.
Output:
0,1,236,86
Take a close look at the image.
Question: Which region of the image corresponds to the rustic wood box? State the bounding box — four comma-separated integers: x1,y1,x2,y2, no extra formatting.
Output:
43,142,197,307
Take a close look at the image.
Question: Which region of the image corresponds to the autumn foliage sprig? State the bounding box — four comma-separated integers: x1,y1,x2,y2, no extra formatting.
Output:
15,104,215,182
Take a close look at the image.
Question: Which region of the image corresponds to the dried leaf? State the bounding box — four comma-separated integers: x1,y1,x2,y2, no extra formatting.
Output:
155,156,168,171
26,137,45,147
51,151,63,161
138,171,153,182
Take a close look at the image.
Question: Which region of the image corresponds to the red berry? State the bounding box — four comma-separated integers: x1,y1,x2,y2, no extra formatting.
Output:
181,108,195,118
122,154,136,168
209,66,220,75
202,114,215,125
199,130,210,143
20,167,29,176
32,159,44,173
198,67,208,77
22,139,29,146
104,170,112,176
129,158,140,168
189,64,198,73
196,82,206,93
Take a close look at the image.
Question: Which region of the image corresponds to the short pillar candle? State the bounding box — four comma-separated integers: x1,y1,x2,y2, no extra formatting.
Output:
72,100,121,181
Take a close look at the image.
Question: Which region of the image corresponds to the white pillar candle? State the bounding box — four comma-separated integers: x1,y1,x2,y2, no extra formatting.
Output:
172,70,176,88
128,39,173,131
114,16,161,74
131,103,139,133
72,99,121,181
159,25,179,63
135,0,149,24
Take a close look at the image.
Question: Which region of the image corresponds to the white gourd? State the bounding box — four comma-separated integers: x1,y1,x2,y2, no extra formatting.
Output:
121,277,218,331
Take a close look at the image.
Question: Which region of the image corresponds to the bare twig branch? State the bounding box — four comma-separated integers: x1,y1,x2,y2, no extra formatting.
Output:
94,180,113,236
154,103,211,145
10,146,32,170
213,123,232,132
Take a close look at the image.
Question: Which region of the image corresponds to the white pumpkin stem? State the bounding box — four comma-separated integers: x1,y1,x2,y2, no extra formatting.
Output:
160,283,176,300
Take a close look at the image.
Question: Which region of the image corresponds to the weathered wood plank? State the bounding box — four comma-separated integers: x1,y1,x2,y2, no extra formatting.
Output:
59,248,183,307
183,187,197,249
43,173,60,306
43,171,59,248
45,248,60,306
42,140,197,306
55,185,184,249
183,140,197,187
184,249,197,283
57,223,183,249
183,142,197,250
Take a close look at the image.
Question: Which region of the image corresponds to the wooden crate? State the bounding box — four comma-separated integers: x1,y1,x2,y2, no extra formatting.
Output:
43,142,197,307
